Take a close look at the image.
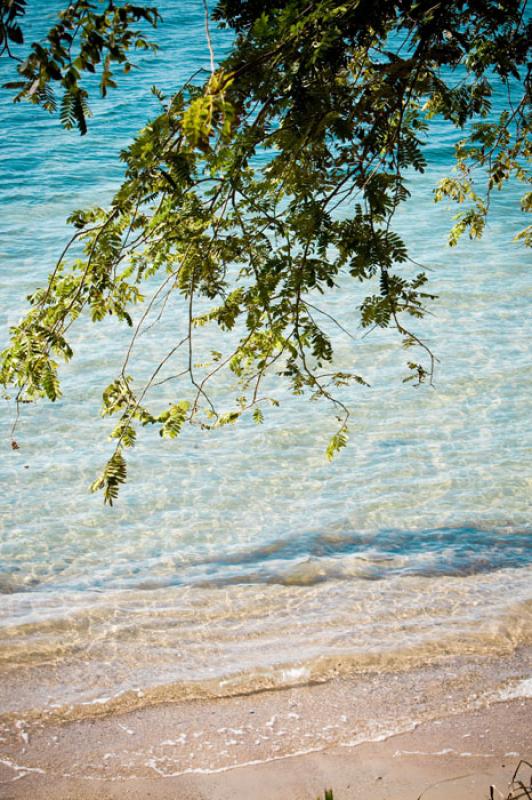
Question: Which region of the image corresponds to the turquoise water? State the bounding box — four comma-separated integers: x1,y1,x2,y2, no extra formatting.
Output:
0,2,531,727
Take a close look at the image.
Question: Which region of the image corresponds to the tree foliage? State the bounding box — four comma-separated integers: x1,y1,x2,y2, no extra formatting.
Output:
1,0,160,133
1,0,530,502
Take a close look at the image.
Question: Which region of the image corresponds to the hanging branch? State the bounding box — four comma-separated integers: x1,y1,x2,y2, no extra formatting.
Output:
1,0,530,501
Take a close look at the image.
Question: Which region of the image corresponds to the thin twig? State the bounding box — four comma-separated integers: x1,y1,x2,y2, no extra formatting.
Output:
202,0,215,75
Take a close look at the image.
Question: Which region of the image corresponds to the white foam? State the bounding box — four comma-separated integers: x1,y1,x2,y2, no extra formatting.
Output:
394,748,454,757
80,696,111,706
145,745,326,778
393,748,492,759
340,720,419,748
117,722,135,735
14,720,29,749
497,678,532,701
0,758,46,782
281,667,310,682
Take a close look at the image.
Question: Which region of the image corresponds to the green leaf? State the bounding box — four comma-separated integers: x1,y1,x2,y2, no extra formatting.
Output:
326,426,348,462
91,449,128,506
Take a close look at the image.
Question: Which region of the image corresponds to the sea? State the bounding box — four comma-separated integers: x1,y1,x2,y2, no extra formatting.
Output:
0,0,530,774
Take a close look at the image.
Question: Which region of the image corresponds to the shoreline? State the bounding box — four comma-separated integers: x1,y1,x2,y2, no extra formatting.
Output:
0,652,530,799
0,699,529,799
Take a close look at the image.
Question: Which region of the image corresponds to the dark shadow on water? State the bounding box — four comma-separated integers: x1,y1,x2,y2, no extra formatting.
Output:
186,525,532,588
2,525,531,593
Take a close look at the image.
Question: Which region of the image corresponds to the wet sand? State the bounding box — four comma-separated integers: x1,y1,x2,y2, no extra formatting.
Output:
0,664,530,799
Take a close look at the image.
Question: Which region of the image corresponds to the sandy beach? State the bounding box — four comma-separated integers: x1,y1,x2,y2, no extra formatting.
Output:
0,699,529,799
1,653,530,799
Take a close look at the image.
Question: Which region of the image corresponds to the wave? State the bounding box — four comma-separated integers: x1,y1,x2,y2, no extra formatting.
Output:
1,525,531,594
0,579,530,723
1,633,531,734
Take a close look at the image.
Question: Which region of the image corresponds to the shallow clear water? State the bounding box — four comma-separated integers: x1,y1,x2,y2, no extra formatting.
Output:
0,1,531,728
